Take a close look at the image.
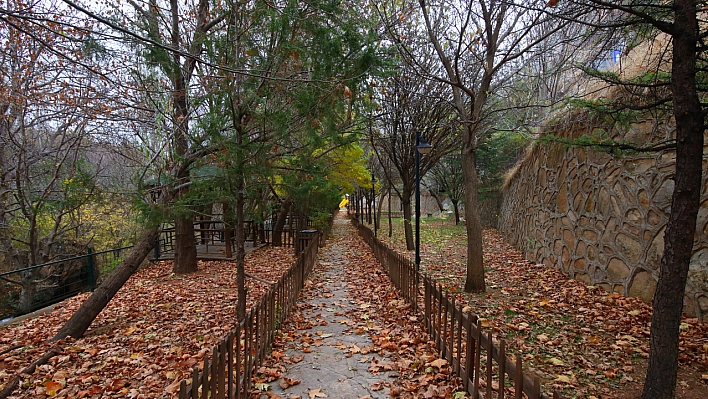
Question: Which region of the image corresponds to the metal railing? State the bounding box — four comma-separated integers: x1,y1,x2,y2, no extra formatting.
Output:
351,216,561,399
0,246,133,320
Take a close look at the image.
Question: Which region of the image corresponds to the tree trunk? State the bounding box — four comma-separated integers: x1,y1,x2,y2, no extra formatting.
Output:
169,0,197,275
52,228,158,341
235,186,246,321
452,200,460,225
18,270,39,314
642,3,704,397
461,143,485,293
273,198,291,246
388,187,393,238
401,188,414,251
173,217,197,273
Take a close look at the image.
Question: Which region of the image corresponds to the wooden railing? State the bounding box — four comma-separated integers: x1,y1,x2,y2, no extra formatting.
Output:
156,221,305,260
351,215,560,399
177,230,320,399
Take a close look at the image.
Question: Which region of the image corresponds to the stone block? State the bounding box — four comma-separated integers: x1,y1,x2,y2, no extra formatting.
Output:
585,192,594,212
598,186,610,215
575,258,586,271
582,178,593,192
568,210,578,223
613,181,625,203
611,196,622,217
563,229,575,251
583,229,599,242
654,178,675,207
625,158,655,174
625,176,637,191
605,167,621,185
608,258,630,281
638,190,649,209
647,209,662,226
616,233,642,265
629,270,657,304
573,192,584,213
622,222,640,237
698,296,708,322
576,273,591,284
577,240,587,257
683,297,696,319
602,218,616,244
576,148,587,164
625,208,642,222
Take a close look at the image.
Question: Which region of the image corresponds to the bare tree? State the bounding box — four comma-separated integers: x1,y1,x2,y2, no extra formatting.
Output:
378,0,584,292
371,67,457,250
0,0,119,313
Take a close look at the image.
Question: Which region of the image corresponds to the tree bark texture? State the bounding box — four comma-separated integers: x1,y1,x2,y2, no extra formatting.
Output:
273,198,292,246
461,141,485,293
642,2,704,398
52,228,158,341
236,187,246,321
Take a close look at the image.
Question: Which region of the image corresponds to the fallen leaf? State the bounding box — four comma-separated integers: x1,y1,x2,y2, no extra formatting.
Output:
429,358,448,368
255,383,271,391
107,378,128,391
44,381,63,396
279,378,301,389
308,387,328,399
546,357,564,366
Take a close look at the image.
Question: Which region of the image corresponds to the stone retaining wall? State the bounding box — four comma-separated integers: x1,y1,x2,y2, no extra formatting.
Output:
498,118,708,321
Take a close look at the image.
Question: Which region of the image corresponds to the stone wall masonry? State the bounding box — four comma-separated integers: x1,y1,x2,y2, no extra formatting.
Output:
498,118,708,321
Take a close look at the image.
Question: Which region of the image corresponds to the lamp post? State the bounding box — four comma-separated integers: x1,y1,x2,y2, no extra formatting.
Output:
371,173,377,237
354,190,358,219
360,187,364,222
415,132,433,273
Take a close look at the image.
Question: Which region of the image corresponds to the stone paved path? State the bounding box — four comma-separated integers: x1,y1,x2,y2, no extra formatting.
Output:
265,213,396,399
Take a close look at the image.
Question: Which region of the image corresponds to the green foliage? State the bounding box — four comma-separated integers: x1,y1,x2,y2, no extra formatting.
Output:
476,131,529,193
565,98,640,131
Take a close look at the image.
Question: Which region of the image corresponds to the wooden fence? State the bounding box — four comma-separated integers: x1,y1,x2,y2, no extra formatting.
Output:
156,218,317,260
352,216,560,399
177,229,320,399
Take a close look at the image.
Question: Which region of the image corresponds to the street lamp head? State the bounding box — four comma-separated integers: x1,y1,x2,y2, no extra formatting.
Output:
417,138,433,155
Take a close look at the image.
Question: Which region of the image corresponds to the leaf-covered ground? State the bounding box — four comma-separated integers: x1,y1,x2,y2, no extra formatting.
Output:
0,246,294,398
375,217,708,398
255,216,464,399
